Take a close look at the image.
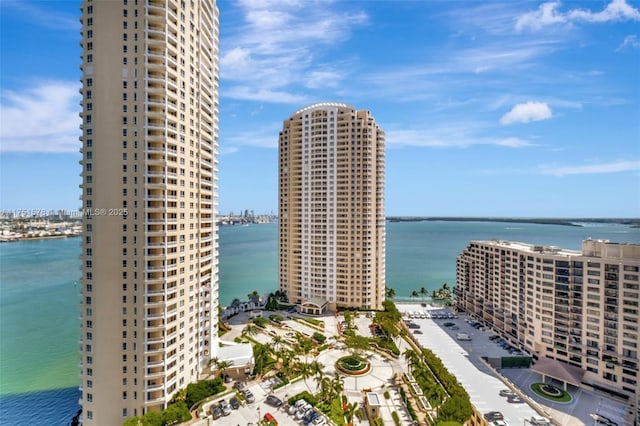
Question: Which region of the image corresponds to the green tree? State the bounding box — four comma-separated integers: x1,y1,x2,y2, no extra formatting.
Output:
420,286,428,301
344,401,359,426
385,287,396,299
122,417,143,426
242,324,259,338
344,334,370,357
297,361,314,392
410,290,419,301
163,401,191,424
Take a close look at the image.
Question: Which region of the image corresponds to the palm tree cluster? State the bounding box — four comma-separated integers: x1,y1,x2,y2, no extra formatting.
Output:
403,348,473,423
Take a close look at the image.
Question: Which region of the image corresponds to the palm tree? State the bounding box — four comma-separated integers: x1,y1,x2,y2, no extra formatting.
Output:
410,290,419,302
343,401,359,426
271,335,284,353
318,376,332,400
385,287,396,299
242,324,259,338
216,360,233,379
297,361,314,392
208,356,219,373
331,372,344,397
420,286,428,302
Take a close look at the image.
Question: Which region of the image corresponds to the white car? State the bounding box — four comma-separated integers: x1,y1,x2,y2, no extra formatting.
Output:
289,399,306,415
295,404,312,420
312,416,327,426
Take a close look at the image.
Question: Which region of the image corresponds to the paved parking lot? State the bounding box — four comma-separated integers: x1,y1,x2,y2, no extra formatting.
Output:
397,303,631,426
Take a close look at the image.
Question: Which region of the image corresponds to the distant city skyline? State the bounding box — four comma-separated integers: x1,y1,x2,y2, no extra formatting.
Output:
1,0,639,217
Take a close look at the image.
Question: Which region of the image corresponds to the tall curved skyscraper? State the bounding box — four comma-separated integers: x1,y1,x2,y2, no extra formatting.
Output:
278,103,386,314
78,1,219,423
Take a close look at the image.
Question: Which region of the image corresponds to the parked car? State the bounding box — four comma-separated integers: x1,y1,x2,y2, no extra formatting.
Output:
507,395,524,404
229,396,240,409
243,390,255,403
265,394,283,407
296,405,312,420
233,381,246,391
484,411,504,421
303,410,320,425
499,389,515,397
220,400,232,416
289,399,307,414
211,405,222,419
529,416,551,426
312,415,327,426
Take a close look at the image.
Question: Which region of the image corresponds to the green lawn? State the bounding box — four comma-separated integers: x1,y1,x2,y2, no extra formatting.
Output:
530,383,573,403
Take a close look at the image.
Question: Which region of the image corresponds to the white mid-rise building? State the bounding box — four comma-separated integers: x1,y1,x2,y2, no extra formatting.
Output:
456,239,639,416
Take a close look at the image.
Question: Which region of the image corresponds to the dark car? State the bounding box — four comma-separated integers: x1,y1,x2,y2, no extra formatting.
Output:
211,405,222,419
484,412,504,421
265,394,283,407
233,381,246,391
443,322,455,327
229,396,240,409
303,410,320,425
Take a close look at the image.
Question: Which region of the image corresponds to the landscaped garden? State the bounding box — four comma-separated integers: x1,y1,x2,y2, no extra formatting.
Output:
335,355,371,375
530,383,573,403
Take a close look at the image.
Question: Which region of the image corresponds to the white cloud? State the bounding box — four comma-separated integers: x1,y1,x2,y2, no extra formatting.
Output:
2,0,80,31
495,137,533,148
540,160,640,176
385,126,533,149
516,0,640,31
220,1,367,103
617,34,640,50
516,2,567,32
500,102,553,125
0,81,81,153
568,0,640,23
222,86,308,104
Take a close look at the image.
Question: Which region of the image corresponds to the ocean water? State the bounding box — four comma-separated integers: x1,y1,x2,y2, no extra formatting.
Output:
0,221,638,425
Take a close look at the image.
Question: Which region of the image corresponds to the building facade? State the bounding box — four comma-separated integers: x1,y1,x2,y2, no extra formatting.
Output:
455,239,639,405
278,103,386,312
79,1,219,423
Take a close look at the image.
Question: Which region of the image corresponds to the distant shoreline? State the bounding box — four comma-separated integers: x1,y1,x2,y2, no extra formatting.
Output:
0,234,80,243
386,217,640,227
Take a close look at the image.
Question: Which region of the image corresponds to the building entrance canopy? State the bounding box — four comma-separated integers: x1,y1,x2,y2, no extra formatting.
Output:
300,297,328,315
532,357,585,388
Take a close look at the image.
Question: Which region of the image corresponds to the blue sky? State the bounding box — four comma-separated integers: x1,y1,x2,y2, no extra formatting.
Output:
1,0,639,217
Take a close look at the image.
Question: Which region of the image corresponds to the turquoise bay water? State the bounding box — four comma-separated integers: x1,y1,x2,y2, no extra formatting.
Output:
0,221,638,424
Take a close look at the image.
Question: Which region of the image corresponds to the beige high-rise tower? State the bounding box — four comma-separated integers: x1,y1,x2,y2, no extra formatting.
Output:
278,103,386,313
78,1,219,424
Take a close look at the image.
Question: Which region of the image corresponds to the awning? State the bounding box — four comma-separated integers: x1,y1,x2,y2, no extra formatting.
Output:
532,357,585,386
